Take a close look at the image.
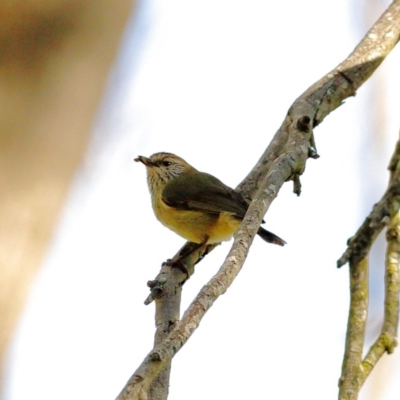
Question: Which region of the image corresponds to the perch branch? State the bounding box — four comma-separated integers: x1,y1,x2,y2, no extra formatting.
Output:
147,0,400,302
117,125,311,399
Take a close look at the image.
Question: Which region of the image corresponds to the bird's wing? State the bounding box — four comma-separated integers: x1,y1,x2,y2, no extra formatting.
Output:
162,172,249,218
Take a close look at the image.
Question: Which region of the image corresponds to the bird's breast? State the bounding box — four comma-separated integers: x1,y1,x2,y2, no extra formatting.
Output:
152,197,240,244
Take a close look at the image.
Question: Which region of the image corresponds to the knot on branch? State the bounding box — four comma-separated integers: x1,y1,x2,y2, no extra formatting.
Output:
144,265,187,305
149,351,163,362
386,225,400,241
132,374,144,384
382,333,398,354
297,115,311,132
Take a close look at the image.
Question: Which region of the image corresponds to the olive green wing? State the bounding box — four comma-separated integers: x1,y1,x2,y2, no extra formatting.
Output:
161,172,249,218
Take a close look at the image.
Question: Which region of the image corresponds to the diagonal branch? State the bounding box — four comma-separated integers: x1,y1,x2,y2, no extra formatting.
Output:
118,127,311,400
117,2,400,399
338,139,400,268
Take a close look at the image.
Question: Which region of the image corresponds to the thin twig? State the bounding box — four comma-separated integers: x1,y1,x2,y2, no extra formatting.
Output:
338,257,369,400
382,213,400,341
338,137,400,399
360,212,400,382
337,139,400,268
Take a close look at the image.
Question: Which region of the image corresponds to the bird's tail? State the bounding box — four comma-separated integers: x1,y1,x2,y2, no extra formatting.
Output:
257,227,286,246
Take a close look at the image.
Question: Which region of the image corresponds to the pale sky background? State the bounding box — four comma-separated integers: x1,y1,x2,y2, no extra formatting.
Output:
4,0,400,399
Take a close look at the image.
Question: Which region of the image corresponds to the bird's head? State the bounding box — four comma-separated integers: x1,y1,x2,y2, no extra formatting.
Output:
135,152,196,195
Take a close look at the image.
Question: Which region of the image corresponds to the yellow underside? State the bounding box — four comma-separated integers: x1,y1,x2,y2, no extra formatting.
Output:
153,198,240,244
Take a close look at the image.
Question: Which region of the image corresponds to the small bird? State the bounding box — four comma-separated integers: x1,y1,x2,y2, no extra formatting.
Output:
135,152,285,259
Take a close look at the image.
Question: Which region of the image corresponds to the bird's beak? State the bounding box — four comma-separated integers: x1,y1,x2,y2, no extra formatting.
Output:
134,155,156,167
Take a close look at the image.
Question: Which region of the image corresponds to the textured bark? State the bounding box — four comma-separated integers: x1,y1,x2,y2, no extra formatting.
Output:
338,139,400,400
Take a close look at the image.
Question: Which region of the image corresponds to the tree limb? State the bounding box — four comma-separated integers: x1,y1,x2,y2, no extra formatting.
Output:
361,211,400,380
338,257,369,400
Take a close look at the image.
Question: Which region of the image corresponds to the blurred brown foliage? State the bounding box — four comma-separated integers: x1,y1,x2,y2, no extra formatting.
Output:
0,0,134,380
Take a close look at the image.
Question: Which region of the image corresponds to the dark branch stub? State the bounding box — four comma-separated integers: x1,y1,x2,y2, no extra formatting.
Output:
144,265,185,305
293,174,302,196
297,115,311,132
147,280,158,289
296,115,320,159
308,146,320,159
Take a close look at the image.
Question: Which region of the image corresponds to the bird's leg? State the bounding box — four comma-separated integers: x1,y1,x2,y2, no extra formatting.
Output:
165,237,209,276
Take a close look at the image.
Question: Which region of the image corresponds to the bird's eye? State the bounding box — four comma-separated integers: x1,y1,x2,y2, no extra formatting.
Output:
161,161,172,167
